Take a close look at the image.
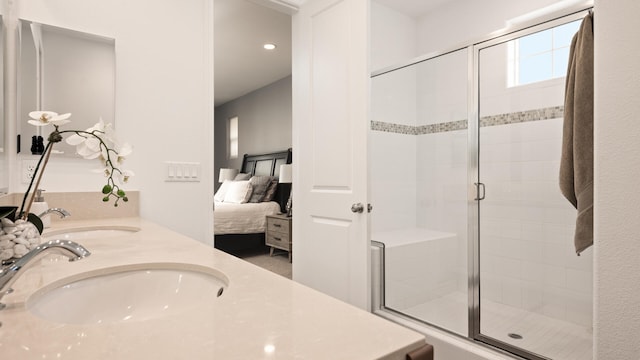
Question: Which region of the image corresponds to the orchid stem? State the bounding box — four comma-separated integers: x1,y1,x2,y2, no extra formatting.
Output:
19,141,51,218
22,143,54,219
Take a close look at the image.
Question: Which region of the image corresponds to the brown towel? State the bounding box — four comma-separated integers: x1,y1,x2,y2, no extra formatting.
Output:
406,343,434,360
560,13,594,255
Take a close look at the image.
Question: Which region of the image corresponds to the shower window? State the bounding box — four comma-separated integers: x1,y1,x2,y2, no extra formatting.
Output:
507,19,581,87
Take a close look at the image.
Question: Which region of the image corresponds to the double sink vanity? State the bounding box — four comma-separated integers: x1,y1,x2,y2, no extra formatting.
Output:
0,217,427,359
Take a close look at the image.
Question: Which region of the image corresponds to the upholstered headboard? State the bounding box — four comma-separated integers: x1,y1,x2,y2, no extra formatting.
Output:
240,148,292,212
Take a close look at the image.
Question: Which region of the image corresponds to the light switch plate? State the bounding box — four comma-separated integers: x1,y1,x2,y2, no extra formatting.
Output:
164,161,201,182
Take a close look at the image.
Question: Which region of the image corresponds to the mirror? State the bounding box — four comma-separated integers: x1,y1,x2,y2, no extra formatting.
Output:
19,20,115,157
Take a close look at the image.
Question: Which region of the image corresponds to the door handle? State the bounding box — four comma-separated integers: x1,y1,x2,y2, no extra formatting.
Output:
367,204,373,213
474,182,486,201
351,203,364,213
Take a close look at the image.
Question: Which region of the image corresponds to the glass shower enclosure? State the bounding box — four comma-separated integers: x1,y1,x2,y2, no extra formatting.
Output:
370,9,592,360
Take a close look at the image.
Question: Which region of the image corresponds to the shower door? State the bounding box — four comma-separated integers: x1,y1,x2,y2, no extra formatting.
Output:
370,47,469,336
474,11,593,360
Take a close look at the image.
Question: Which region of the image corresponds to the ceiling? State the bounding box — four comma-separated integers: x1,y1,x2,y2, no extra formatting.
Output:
373,0,453,18
214,0,292,107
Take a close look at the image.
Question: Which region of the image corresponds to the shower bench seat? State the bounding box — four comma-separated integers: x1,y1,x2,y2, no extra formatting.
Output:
373,228,460,311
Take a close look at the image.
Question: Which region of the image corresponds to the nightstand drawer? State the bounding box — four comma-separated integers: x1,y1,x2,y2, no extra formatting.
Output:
267,217,290,232
266,215,292,262
266,232,290,247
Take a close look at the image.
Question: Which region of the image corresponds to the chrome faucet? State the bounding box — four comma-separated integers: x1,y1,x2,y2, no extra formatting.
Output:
0,239,90,305
38,208,71,219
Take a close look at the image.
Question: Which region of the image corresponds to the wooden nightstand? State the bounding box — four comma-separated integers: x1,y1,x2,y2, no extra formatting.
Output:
266,214,292,262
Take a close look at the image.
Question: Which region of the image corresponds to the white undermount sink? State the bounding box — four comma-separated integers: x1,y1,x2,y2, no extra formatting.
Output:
43,225,141,241
26,263,228,325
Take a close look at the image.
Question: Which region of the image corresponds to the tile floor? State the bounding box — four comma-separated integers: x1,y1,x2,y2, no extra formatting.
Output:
396,291,592,360
234,246,292,279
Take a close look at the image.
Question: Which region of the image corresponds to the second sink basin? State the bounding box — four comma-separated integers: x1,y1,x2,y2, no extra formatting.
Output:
26,263,228,325
43,225,140,241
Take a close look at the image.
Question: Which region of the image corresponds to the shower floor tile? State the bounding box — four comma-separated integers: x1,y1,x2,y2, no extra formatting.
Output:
401,292,592,360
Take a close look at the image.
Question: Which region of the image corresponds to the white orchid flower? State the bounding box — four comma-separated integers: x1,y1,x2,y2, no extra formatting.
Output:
28,111,71,127
92,167,135,184
66,119,106,145
115,142,133,164
66,119,119,160
117,169,135,184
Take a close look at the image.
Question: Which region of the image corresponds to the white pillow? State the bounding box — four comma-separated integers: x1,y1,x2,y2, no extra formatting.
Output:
223,180,253,203
214,180,232,202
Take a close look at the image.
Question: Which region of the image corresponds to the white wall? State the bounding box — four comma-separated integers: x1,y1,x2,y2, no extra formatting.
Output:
11,0,214,243
370,1,417,71
214,75,292,186
594,1,640,358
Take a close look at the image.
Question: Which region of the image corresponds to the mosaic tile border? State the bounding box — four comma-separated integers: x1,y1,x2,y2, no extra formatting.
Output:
371,106,564,135
479,106,564,127
417,120,468,134
371,121,417,135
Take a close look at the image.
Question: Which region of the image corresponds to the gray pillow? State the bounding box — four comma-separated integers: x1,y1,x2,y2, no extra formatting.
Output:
249,176,273,203
262,180,278,202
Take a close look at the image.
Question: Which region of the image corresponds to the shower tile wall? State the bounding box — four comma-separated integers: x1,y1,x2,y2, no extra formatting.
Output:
370,130,417,233
479,117,593,328
370,59,418,234
415,49,469,293
416,129,468,293
372,114,592,329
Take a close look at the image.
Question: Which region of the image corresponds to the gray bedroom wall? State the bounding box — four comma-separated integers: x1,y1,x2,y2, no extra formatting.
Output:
214,75,292,190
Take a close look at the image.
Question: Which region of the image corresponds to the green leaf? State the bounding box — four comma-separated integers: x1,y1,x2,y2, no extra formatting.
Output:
26,213,44,235
0,206,18,220
102,185,112,194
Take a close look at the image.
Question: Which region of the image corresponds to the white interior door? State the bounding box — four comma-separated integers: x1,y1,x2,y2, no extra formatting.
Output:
292,0,370,309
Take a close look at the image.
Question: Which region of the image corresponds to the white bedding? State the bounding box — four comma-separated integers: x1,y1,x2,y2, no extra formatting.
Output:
214,201,282,235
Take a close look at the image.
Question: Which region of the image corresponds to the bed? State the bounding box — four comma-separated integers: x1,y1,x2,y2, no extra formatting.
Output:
214,148,292,253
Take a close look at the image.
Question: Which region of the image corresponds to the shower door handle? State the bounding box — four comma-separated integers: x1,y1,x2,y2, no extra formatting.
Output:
474,182,486,201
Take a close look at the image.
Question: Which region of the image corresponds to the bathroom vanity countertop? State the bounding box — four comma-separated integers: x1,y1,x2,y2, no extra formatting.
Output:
0,217,426,359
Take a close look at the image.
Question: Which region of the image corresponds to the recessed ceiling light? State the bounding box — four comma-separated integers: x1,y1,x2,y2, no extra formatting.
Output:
263,43,277,50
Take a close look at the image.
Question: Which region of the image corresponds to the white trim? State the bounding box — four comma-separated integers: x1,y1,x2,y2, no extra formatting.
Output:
204,0,215,246
247,0,300,14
